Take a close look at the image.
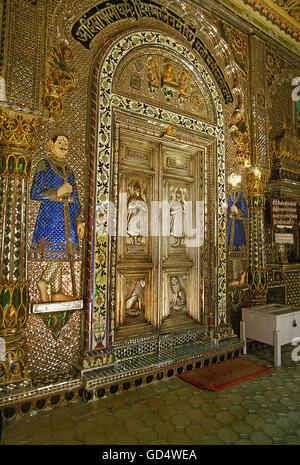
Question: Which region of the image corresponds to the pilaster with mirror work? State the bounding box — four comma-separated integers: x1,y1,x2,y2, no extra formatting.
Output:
0,105,40,391
247,168,270,305
246,36,272,305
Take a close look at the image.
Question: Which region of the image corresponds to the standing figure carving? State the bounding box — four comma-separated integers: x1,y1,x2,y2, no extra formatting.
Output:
170,188,185,247
127,182,147,245
30,130,85,302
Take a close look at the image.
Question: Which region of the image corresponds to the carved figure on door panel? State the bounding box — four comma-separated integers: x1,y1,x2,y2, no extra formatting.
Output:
147,56,159,89
170,188,185,247
125,278,146,317
127,182,147,245
170,276,187,312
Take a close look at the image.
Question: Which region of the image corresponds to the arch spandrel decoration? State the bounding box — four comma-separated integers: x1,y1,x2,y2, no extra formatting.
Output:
113,46,216,123
90,31,227,350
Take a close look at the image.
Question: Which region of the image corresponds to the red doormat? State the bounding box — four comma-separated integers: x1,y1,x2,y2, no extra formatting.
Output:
178,357,272,391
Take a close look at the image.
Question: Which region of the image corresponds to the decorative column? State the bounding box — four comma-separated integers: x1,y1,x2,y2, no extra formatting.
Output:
247,168,270,305
0,105,40,391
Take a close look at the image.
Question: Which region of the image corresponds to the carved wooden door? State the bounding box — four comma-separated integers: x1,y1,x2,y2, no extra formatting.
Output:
115,125,205,338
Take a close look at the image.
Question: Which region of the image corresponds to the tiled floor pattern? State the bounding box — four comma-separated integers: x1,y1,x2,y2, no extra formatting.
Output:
1,344,300,445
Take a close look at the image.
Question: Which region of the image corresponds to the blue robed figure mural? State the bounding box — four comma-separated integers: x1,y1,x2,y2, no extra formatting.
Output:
228,173,248,287
30,131,85,302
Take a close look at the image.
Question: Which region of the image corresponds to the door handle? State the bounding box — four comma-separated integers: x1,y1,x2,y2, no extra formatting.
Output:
293,320,297,328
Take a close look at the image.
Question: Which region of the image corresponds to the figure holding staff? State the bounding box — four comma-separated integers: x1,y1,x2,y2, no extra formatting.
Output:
30,129,85,302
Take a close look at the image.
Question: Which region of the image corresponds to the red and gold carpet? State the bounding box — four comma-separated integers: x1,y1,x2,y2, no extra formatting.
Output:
179,357,272,391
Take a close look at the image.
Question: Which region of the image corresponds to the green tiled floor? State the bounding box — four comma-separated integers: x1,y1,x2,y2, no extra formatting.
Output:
2,344,300,445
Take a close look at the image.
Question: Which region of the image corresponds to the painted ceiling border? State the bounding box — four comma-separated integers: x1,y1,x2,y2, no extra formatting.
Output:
214,0,300,55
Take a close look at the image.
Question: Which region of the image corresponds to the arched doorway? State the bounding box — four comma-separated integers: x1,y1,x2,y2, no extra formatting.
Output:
89,31,227,349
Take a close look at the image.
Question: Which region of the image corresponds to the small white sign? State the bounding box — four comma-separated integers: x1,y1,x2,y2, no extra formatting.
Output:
0,337,6,361
274,233,294,244
32,299,83,314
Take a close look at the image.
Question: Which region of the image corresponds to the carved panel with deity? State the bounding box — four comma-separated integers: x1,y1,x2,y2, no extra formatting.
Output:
116,269,152,329
115,122,206,336
113,47,216,124
169,185,188,249
117,135,156,262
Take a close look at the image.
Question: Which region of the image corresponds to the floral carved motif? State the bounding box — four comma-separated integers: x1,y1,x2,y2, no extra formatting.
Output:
219,22,248,78
43,46,78,118
266,49,283,86
230,111,250,165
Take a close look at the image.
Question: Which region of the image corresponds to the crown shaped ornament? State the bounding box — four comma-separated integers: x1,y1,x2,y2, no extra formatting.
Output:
0,107,41,152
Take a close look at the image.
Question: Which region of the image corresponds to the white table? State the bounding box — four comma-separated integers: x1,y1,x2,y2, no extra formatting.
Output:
241,304,300,366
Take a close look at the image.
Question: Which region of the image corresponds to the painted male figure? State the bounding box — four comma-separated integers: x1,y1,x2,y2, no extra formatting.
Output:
30,131,85,302
227,173,248,286
170,188,185,247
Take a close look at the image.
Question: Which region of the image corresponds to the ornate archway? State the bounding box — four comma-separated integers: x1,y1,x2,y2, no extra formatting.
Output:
88,31,227,349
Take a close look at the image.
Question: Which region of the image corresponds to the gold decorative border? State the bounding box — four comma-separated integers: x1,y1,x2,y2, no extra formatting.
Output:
88,31,227,350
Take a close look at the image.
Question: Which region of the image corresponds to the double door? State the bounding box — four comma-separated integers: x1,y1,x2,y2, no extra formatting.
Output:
115,127,205,333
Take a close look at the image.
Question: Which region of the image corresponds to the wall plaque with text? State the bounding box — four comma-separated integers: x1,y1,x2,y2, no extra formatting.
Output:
270,198,298,229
